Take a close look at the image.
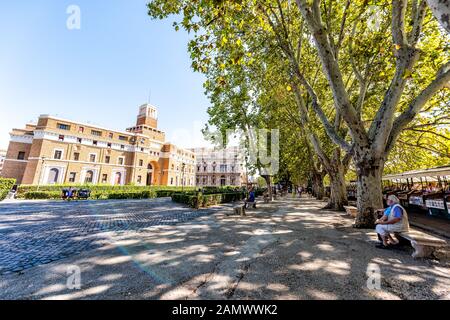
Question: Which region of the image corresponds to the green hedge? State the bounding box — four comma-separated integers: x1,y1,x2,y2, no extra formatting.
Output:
0,178,16,201
22,190,158,200
16,184,195,199
0,189,9,201
24,191,61,200
171,191,246,208
106,190,156,200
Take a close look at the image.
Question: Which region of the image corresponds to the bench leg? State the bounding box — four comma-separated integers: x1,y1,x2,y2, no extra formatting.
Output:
410,241,435,259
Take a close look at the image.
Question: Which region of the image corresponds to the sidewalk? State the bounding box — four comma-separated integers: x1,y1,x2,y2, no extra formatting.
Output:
408,211,450,239
0,196,449,300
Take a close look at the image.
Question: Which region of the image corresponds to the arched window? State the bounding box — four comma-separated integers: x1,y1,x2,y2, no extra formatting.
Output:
85,170,94,183
47,168,59,184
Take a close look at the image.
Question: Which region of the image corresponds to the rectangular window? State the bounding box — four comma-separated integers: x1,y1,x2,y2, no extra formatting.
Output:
170,177,173,185
107,142,112,148
119,135,127,141
17,151,25,160
89,154,96,163
69,172,76,183
118,157,124,165
101,174,108,183
54,150,62,160
139,159,143,166
93,140,98,146
73,152,80,161
57,123,70,130
58,135,65,141
105,155,110,164
77,138,82,144
78,126,84,133
91,130,102,136
108,132,114,139
120,145,125,150
137,176,142,184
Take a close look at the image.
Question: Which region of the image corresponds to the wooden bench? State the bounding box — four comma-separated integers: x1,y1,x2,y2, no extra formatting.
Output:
245,201,257,209
344,206,447,258
344,206,358,218
394,230,448,259
227,204,246,216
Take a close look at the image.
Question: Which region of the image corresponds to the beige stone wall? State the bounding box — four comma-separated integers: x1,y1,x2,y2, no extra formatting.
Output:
3,108,196,186
1,141,32,183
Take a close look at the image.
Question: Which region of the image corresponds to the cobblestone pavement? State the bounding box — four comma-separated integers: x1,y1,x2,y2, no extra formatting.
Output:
0,198,227,275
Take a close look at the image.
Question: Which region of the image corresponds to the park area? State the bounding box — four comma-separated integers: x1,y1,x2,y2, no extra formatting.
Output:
0,0,449,303
0,194,449,300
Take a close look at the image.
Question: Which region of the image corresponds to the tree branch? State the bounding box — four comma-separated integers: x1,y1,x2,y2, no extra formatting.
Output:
295,0,369,148
386,61,450,154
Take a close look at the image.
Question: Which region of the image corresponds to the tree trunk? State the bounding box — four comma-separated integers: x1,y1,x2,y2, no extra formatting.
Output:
426,0,450,34
262,174,273,201
354,155,384,228
326,169,348,211
312,172,324,200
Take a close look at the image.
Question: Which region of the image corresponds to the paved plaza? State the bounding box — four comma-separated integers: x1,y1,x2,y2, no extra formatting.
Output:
0,198,226,275
0,197,449,300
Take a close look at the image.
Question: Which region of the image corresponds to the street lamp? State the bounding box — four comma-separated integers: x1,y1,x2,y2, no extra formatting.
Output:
181,162,186,192
37,156,47,191
133,137,145,185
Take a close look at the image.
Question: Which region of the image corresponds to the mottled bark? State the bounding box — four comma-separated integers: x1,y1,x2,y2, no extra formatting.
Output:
262,174,273,201
326,165,348,211
354,153,384,228
427,0,450,34
311,171,325,200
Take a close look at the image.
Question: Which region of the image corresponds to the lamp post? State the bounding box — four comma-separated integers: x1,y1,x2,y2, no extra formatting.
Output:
37,156,47,191
133,137,145,185
181,162,186,192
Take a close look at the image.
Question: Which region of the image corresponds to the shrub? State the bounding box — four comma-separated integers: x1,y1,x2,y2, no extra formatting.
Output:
155,190,179,198
106,190,156,200
171,191,245,208
0,189,9,201
0,178,16,191
0,178,16,201
201,194,223,207
22,189,157,200
24,191,61,200
15,184,195,199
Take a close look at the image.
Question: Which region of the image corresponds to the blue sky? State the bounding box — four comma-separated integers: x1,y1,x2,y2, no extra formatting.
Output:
0,0,212,149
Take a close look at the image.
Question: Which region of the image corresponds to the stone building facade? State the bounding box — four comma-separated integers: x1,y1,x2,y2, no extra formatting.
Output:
1,104,196,186
190,146,247,187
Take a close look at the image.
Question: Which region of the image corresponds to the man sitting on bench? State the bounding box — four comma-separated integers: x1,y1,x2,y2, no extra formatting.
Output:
375,195,410,249
244,188,256,209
